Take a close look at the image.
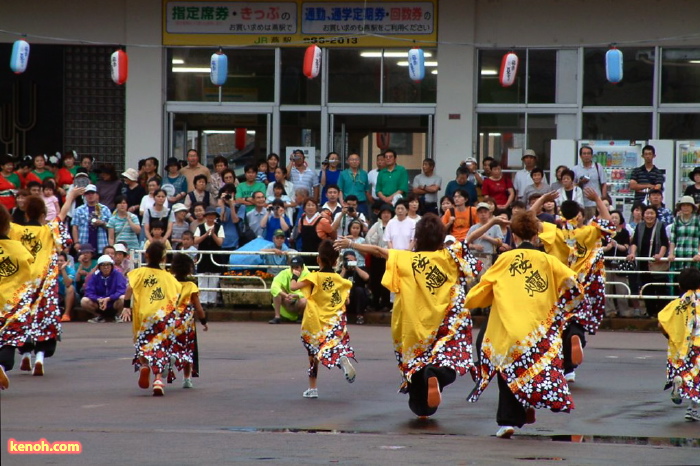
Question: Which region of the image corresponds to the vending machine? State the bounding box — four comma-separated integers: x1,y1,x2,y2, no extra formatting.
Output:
676,140,700,198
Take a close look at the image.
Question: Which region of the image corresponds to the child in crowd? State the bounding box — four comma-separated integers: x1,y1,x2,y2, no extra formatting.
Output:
257,160,269,184
170,253,208,389
42,179,60,222
339,220,366,268
114,243,134,275
657,267,700,422
144,220,172,252
180,230,198,256
170,203,190,250
290,240,356,399
75,245,97,294
267,181,294,221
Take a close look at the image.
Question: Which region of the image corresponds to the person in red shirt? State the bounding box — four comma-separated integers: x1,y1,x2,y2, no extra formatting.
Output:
481,161,515,210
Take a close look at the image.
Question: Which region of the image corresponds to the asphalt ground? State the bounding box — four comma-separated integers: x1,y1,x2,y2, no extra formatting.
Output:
1,323,698,465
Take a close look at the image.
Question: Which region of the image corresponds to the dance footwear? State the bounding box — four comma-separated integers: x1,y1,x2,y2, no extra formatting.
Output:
525,407,536,424
182,378,193,389
32,362,44,376
670,376,683,405
20,355,32,372
138,367,150,389
268,317,281,324
152,380,164,396
570,335,584,366
686,404,699,421
565,371,576,383
496,426,515,439
426,376,441,408
340,356,356,383
0,366,9,390
302,388,318,398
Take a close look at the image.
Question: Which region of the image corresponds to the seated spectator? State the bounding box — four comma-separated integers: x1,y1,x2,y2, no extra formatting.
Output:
170,203,191,250
338,250,369,324
220,168,237,186
185,174,215,208
467,202,504,269
266,181,295,221
521,167,550,204
439,195,454,217
139,178,164,216
269,256,308,324
528,194,557,224
317,207,337,241
260,229,291,275
261,199,291,242
179,230,198,259
80,254,127,323
143,219,172,252
445,166,478,207
75,244,97,294
441,189,477,242
331,195,368,236
58,252,76,322
384,200,415,250
113,243,134,275
245,191,267,238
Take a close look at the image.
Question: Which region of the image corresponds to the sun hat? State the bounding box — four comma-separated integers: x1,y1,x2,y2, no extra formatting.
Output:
97,254,114,265
121,168,138,181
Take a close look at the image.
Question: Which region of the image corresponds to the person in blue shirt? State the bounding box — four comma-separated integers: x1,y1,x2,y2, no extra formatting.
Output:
444,166,478,207
216,184,245,249
261,229,291,276
261,199,291,242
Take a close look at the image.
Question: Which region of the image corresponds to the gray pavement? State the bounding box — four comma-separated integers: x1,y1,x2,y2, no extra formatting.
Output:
1,323,698,465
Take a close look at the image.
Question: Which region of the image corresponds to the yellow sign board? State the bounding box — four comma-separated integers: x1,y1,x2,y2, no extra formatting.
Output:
163,0,437,47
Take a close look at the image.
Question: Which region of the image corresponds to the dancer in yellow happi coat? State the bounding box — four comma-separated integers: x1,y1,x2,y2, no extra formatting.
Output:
336,213,488,417
8,189,81,376
291,239,355,399
121,242,182,396
657,267,700,422
466,212,584,438
0,204,35,390
535,188,612,383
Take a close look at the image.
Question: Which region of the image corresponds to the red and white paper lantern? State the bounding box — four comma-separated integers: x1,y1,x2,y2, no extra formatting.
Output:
110,49,128,85
499,52,518,87
605,48,623,84
407,48,425,81
10,39,30,74
303,45,322,79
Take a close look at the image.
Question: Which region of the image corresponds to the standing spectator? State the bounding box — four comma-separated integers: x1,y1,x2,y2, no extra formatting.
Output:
550,165,569,192
604,210,635,317
184,174,214,209
72,184,111,253
96,164,121,210
138,157,161,189
467,202,504,269
107,195,142,252
319,152,341,205
513,150,546,203
383,200,415,250
261,199,291,241
163,157,188,205
142,189,175,243
180,149,211,192
26,154,54,184
120,168,146,217
266,166,294,201
481,162,514,210
332,195,368,237
555,169,584,209
648,189,675,227
265,153,280,183
237,164,267,212
189,202,206,233
81,255,127,323
521,167,550,204
55,151,77,191
41,179,60,222
170,203,191,250
627,205,670,318
298,198,323,266
442,190,478,242
463,157,483,188
287,149,319,201
193,207,225,307
1,155,20,210
245,191,267,238
444,166,477,206
208,155,233,197
376,149,409,206
366,203,393,311
79,155,99,184
267,181,295,221
216,184,244,250
629,144,665,203
337,152,370,218
367,152,385,205
684,167,700,205
321,185,343,217
668,196,700,275
139,178,165,216
573,145,608,222
412,158,442,214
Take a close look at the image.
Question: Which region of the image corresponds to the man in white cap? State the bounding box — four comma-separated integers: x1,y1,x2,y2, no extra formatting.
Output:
513,149,547,203
120,167,146,216
72,184,111,254
81,255,127,323
113,242,134,275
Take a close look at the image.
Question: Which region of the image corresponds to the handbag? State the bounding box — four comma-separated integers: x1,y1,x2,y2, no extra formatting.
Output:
647,223,670,272
237,210,257,247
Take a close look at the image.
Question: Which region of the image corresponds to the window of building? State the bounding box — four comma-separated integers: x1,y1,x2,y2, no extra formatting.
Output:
477,113,525,168
328,49,381,103
660,113,700,139
281,48,321,105
582,113,652,140
383,48,437,104
661,48,700,104
527,50,557,104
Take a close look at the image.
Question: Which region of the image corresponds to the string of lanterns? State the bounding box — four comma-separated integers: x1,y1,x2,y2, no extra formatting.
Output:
8,39,626,86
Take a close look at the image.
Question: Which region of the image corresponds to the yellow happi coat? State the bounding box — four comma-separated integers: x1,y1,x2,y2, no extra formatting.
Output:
300,271,353,368
466,245,584,411
658,290,700,403
382,241,481,390
9,220,71,342
0,237,35,347
539,218,612,334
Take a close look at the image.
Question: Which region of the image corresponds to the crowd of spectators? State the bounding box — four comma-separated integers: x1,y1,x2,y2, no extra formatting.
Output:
1,144,698,322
